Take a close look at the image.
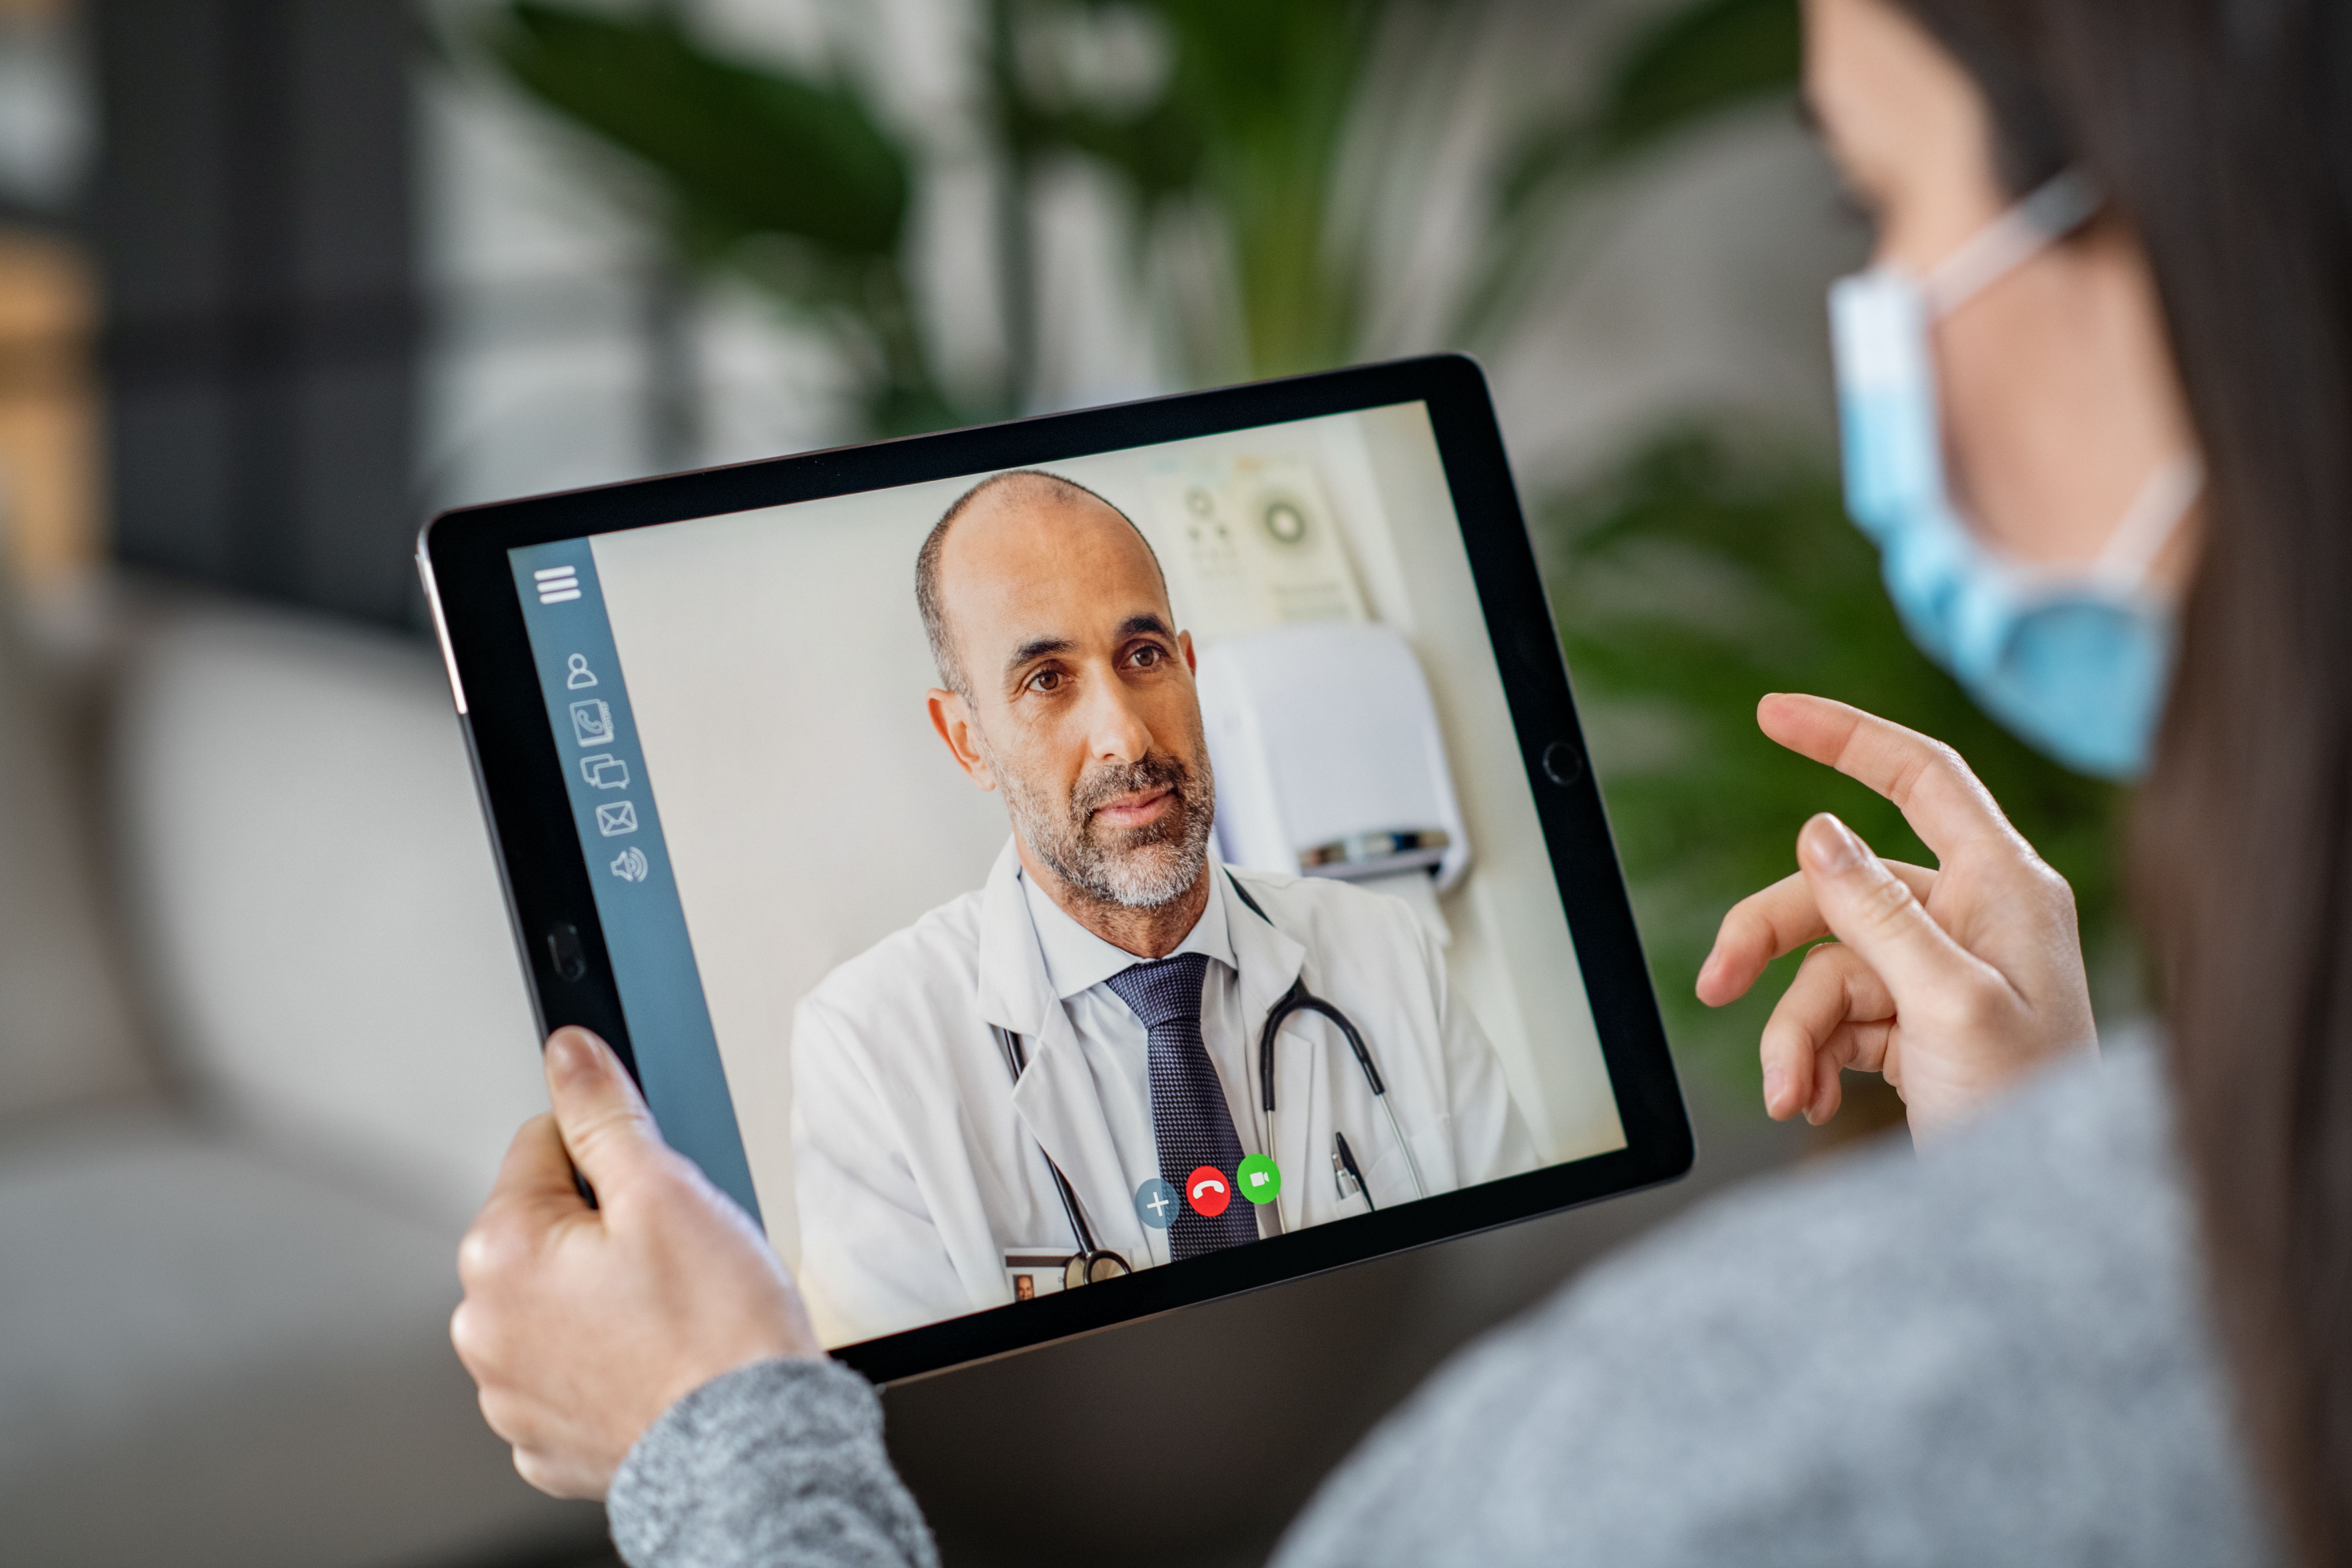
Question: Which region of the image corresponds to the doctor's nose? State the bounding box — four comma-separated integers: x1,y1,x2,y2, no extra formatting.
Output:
1080,676,1155,763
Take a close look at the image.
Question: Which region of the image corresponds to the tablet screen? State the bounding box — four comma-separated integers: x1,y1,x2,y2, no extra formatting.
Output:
499,398,1626,1349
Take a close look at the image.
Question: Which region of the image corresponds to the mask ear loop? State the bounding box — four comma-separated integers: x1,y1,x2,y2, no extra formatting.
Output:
1919,167,2202,599
1925,168,2104,316
2091,454,2204,591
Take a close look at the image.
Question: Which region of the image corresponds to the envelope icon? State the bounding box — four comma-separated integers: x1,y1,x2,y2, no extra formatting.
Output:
594,800,638,838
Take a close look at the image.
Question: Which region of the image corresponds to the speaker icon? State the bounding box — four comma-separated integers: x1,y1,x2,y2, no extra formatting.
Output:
610,846,649,883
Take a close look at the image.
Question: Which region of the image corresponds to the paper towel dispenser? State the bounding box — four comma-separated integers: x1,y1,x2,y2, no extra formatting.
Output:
1197,623,1471,895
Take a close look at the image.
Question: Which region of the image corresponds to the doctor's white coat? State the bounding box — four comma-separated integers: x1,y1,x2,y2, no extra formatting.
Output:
789,838,1536,1346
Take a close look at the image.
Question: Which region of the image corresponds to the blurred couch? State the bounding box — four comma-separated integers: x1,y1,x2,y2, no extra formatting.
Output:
0,581,607,1565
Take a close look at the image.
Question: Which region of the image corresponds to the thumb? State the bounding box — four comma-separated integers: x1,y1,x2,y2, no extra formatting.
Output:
1796,814,1980,1005
543,1027,665,1193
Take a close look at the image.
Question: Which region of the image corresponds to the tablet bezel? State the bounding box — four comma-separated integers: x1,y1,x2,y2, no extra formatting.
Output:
420,353,1691,1385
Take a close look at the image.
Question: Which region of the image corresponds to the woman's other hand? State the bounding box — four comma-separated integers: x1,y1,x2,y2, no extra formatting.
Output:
1698,694,2098,1139
450,1027,822,1498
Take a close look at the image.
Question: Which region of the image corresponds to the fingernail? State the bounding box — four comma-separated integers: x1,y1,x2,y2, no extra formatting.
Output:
547,1027,601,1083
1695,948,1720,993
1800,813,1866,873
1762,1065,1785,1112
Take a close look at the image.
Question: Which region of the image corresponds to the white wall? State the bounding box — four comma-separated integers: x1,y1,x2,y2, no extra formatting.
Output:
595,478,1001,1263
1346,403,1622,1162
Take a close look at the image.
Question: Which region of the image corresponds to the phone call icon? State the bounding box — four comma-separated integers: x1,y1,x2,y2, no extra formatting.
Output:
1185,1166,1233,1219
571,698,614,746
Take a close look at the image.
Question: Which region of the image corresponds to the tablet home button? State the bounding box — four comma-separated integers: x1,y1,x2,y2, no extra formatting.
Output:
1540,740,1584,789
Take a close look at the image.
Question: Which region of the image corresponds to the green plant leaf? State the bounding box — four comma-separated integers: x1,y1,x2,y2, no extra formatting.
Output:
1161,0,1384,375
1594,0,1800,161
1025,0,1383,378
478,2,971,438
487,3,910,261
1023,96,1206,204
1461,0,1801,352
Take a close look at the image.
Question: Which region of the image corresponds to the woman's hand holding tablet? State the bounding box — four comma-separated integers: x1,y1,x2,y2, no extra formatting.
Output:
453,1027,822,1500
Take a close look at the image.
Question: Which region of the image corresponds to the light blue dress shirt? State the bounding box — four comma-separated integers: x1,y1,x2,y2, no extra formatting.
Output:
1017,866,1274,1258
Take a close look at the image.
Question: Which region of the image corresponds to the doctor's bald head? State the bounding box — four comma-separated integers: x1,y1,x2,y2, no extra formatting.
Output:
916,469,1217,915
915,471,1168,699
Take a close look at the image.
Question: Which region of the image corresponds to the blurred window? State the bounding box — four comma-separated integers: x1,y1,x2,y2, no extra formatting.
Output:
0,231,97,584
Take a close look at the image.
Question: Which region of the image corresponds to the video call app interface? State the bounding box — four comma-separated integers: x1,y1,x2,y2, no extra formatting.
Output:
509,401,1627,1347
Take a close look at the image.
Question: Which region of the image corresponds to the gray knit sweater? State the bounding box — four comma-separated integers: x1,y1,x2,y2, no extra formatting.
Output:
607,1048,2277,1566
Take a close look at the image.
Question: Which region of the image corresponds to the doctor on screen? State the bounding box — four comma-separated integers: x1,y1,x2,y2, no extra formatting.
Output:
789,470,1536,1346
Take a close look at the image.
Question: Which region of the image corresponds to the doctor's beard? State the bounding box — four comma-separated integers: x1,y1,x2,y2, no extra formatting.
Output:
1001,748,1217,910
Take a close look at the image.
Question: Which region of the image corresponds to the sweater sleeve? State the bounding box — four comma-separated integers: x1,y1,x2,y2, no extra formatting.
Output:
607,1358,939,1568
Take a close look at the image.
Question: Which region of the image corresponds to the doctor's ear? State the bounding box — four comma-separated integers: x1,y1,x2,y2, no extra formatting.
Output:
927,688,997,791
1180,630,1196,673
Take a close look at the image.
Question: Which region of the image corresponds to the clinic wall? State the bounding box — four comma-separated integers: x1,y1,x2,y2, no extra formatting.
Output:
595,482,1008,1265
1342,403,1623,1162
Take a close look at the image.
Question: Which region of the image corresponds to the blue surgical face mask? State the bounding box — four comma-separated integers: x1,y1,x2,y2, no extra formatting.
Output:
1828,169,2202,781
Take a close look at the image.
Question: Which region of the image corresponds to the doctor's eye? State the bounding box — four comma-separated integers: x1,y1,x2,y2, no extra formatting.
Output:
1026,667,1066,694
1125,643,1167,670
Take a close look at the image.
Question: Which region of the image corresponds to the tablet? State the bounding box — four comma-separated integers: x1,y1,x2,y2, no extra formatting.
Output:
421,354,1689,1383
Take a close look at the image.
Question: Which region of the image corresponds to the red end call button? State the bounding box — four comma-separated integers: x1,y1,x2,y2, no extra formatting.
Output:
1185,1165,1233,1218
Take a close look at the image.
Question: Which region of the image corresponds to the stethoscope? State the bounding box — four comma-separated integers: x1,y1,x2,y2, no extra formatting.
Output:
991,871,1429,1290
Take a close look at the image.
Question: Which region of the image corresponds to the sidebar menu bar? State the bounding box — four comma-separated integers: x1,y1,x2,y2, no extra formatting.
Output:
508,539,762,1227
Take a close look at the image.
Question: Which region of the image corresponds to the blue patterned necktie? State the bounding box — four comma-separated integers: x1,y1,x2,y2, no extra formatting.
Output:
1106,952,1258,1259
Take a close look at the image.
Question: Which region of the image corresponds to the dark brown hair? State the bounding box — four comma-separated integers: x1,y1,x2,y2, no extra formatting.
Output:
1892,0,2352,1557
